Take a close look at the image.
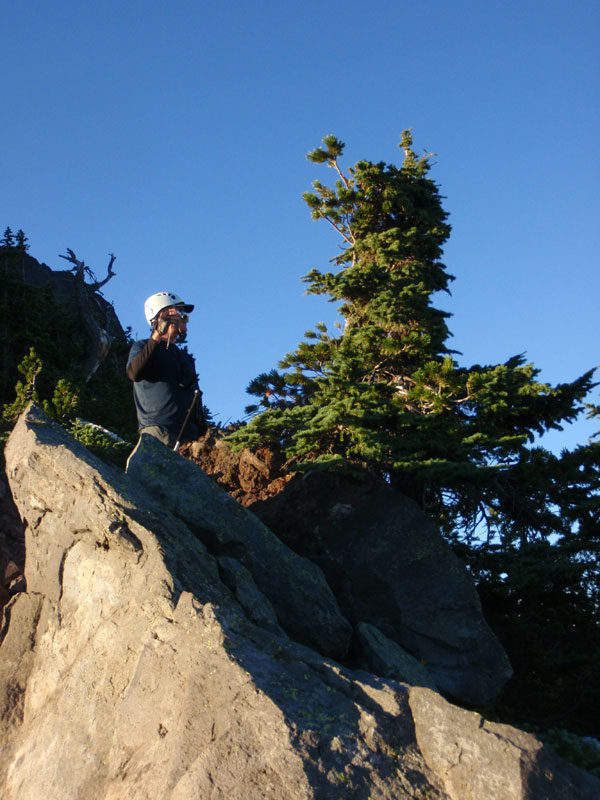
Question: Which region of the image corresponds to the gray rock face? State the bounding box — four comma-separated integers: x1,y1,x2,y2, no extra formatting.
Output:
408,689,599,800
252,471,513,706
357,622,439,692
1,404,598,799
126,434,352,659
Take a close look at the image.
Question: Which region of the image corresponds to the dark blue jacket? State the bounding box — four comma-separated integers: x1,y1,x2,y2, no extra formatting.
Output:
126,338,200,439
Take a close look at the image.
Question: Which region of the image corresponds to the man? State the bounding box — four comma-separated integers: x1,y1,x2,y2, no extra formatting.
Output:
127,291,207,448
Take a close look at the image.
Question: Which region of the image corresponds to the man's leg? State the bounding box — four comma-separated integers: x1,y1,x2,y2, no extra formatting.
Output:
125,426,177,472
139,425,176,447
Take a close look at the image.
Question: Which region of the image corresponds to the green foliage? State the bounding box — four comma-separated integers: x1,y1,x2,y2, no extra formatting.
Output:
1,345,135,468
15,229,29,251
1,226,29,252
1,227,14,247
229,136,600,740
230,134,598,547
1,347,42,421
1,247,85,406
1,233,138,462
538,729,600,777
464,515,599,737
68,419,133,469
586,388,600,439
43,378,80,421
244,368,309,416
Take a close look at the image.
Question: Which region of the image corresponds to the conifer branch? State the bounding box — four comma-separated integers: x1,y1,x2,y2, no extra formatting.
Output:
323,215,355,247
331,157,350,190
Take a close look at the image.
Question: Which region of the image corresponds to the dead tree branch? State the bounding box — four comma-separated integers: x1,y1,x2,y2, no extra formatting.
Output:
58,249,116,382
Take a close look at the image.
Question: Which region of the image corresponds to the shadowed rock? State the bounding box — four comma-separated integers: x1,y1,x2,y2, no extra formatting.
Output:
251,470,513,706
357,622,439,691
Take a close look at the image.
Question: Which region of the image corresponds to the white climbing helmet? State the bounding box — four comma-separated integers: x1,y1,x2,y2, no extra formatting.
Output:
144,292,194,325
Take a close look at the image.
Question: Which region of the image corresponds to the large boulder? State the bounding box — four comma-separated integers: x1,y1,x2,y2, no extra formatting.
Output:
126,434,352,659
356,622,439,691
1,404,597,799
251,470,512,706
2,404,598,799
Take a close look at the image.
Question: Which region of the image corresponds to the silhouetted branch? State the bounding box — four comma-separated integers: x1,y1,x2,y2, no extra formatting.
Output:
58,248,116,381
59,249,116,291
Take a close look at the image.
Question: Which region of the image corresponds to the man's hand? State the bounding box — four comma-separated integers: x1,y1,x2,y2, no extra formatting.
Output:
151,308,187,343
152,316,176,342
157,317,172,335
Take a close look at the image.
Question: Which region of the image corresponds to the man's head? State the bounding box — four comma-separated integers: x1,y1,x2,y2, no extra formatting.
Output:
144,292,194,324
144,292,194,342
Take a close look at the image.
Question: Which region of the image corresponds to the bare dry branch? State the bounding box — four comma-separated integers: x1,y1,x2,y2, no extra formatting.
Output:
59,250,116,291
58,248,116,381
93,253,116,290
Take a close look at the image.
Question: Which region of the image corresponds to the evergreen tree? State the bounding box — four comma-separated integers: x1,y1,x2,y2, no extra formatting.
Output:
1,227,14,247
586,389,600,439
1,347,43,421
230,133,597,545
230,133,600,735
15,229,29,252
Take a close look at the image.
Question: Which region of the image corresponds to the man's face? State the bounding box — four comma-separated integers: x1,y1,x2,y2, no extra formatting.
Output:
161,305,189,337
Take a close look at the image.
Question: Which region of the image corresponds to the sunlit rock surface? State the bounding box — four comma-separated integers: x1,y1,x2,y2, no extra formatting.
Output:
1,404,597,799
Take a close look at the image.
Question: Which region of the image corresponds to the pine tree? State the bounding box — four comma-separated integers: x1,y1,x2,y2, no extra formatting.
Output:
230,133,600,735
15,229,29,252
1,347,43,421
231,133,597,544
1,226,15,247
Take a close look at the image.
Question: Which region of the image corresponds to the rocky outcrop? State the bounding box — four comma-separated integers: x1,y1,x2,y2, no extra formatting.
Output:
251,470,512,706
356,622,439,691
18,252,124,341
0,466,25,615
1,404,598,799
126,434,352,659
182,434,512,706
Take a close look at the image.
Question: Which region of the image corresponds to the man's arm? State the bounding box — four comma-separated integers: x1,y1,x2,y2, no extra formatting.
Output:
126,338,160,381
127,313,183,381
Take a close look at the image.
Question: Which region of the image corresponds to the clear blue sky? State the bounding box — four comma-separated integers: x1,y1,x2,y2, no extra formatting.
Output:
2,0,598,449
